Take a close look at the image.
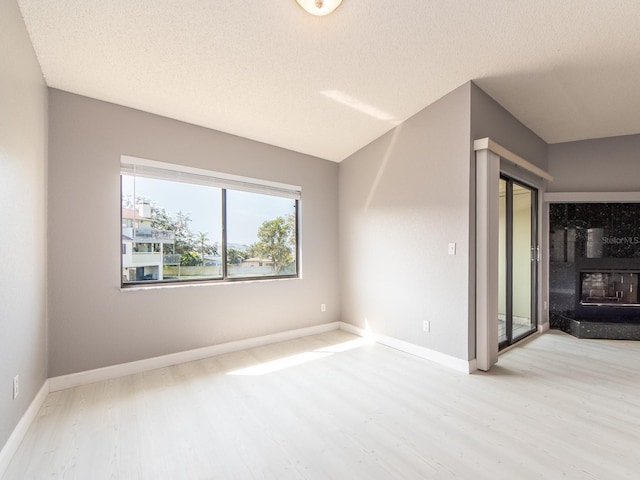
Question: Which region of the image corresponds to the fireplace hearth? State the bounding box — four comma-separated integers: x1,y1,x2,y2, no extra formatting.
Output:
551,314,640,340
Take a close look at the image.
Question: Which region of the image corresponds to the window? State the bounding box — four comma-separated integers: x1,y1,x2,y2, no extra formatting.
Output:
121,157,300,286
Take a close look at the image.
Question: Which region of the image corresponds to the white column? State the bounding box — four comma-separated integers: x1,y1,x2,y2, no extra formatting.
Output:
475,149,500,371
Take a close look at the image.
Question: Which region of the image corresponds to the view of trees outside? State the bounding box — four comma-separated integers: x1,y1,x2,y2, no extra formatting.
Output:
121,175,297,283
226,189,297,277
147,205,218,267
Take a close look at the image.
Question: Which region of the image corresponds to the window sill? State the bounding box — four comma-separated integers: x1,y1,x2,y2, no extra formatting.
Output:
120,275,300,291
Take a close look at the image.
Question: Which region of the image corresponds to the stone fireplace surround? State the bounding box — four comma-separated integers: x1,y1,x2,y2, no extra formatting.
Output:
549,202,640,340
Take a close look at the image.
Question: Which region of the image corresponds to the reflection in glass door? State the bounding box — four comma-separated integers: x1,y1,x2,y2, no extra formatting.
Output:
498,176,538,349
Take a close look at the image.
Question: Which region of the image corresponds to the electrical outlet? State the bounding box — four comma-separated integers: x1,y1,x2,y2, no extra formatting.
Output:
320,303,326,312
13,375,19,400
543,301,548,311
448,243,456,255
423,320,430,333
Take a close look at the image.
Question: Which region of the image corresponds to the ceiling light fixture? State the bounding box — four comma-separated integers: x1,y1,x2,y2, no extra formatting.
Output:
295,0,343,16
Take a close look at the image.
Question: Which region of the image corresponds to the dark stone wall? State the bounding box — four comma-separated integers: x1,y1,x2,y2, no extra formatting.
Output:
550,203,640,320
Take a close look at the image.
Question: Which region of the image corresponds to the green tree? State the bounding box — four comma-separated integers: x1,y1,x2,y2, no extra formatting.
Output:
196,231,217,265
227,247,247,265
174,211,195,256
251,216,295,273
149,204,173,232
244,243,257,259
285,213,296,260
149,204,198,266
180,250,200,266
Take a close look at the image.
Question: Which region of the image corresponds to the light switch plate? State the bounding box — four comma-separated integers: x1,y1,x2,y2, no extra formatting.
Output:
448,242,456,255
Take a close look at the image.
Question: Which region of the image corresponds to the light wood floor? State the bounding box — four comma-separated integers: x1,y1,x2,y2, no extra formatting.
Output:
4,330,640,479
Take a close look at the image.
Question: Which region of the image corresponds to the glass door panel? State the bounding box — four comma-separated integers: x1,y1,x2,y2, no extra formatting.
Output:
499,176,537,350
512,184,534,341
498,179,507,344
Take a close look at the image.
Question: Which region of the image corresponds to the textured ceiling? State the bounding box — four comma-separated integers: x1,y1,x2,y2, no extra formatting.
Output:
17,0,640,162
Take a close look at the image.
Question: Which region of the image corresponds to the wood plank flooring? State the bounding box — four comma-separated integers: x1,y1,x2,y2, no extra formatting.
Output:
3,330,640,479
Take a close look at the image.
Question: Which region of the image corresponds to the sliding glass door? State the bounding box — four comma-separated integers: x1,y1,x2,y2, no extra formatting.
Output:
499,176,538,349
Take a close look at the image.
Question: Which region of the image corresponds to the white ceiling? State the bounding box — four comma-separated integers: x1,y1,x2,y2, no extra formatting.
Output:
17,0,640,162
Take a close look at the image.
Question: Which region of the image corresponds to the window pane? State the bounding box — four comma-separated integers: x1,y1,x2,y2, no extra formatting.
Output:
121,174,222,284
226,190,297,278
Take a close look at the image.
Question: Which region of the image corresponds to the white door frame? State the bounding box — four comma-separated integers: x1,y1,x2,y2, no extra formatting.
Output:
474,138,553,371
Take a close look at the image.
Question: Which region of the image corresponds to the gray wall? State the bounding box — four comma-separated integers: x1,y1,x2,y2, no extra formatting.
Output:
548,134,640,192
470,83,548,170
48,89,339,376
470,82,550,331
0,0,48,450
339,83,473,361
339,82,551,363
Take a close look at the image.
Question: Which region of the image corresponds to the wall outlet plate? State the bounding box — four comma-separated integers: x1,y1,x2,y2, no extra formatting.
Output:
423,320,430,332
13,375,19,400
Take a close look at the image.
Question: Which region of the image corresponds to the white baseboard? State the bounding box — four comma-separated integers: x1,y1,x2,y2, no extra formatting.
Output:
467,358,478,372
538,322,550,333
376,335,476,373
339,322,476,373
49,321,341,392
0,380,49,478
